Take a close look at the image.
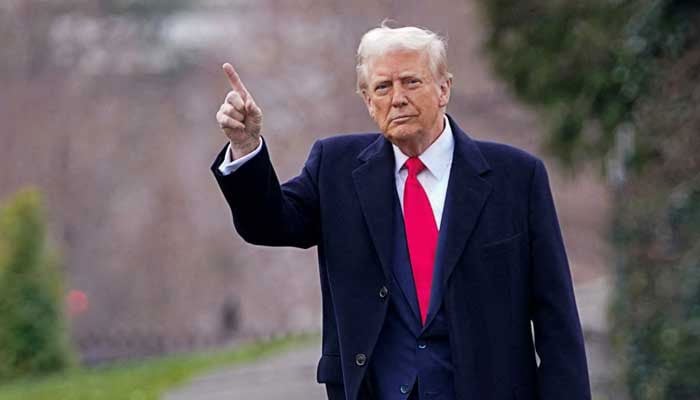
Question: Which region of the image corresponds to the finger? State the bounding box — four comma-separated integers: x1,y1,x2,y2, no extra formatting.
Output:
245,98,262,119
222,63,249,100
221,103,245,122
244,101,262,127
217,111,245,130
225,91,245,112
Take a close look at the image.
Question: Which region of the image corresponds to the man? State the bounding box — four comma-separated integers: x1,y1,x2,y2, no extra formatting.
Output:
211,23,591,400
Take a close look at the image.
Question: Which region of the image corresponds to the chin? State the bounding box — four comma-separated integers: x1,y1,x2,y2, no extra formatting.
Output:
385,126,420,142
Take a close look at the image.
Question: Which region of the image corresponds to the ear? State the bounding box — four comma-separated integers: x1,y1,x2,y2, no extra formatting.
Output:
361,89,375,118
438,77,451,108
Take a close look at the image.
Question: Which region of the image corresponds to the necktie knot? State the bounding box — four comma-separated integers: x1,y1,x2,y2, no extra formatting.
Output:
404,157,426,178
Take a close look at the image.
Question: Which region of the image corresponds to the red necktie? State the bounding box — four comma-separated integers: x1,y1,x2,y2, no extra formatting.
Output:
403,157,438,325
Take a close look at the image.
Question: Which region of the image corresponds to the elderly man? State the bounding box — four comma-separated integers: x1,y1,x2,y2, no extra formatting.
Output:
211,23,591,400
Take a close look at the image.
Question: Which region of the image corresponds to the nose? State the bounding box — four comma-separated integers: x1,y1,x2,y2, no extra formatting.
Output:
391,85,408,108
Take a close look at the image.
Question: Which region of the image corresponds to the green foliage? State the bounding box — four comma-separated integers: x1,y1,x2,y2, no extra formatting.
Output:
0,188,74,382
608,47,700,397
477,0,700,398
612,176,700,399
479,0,694,168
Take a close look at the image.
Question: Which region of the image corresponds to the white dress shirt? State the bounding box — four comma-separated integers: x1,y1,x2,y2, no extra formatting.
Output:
392,116,453,229
218,116,454,229
218,138,264,175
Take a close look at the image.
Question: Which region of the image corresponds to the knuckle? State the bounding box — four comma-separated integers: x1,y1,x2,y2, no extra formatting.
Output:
225,91,238,102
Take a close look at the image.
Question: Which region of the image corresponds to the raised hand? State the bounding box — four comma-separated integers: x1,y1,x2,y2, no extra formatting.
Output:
216,63,263,159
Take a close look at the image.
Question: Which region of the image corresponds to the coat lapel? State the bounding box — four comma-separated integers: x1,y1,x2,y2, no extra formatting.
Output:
391,195,423,328
352,136,396,283
423,117,493,328
439,117,493,289
352,117,493,330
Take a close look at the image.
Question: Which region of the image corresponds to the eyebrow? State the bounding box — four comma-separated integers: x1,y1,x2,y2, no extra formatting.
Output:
398,72,420,79
371,78,391,88
371,72,422,86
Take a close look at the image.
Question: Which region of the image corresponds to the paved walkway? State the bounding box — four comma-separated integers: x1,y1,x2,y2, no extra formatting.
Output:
165,277,627,400
164,342,326,400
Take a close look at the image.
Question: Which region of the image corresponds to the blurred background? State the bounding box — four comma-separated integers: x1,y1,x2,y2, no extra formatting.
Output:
0,1,697,399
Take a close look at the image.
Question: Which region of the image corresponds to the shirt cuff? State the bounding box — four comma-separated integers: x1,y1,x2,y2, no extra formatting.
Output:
218,137,264,175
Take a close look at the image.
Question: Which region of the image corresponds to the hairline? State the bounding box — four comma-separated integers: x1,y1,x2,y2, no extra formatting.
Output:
355,25,451,94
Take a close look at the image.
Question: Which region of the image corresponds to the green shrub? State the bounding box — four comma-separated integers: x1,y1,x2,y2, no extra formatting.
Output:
611,175,700,399
476,0,700,398
0,188,74,381
478,0,693,169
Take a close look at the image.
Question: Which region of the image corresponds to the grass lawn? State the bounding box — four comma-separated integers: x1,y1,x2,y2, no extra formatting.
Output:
0,334,317,400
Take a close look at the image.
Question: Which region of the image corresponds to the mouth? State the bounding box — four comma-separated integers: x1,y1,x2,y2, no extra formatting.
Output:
390,115,415,124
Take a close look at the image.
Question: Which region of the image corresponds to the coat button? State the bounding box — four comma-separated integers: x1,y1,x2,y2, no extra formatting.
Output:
400,384,410,394
355,353,367,366
379,286,388,299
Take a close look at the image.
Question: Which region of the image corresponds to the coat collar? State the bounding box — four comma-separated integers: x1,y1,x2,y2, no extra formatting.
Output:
353,135,396,282
353,114,492,296
433,115,492,301
357,114,489,174
424,115,493,328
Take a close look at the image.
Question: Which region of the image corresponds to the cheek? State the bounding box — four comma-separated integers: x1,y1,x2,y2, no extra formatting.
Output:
371,102,389,121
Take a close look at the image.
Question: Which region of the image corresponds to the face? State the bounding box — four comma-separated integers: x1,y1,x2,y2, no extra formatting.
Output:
362,49,451,156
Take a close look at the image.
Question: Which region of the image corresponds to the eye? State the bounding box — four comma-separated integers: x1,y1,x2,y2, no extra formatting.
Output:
407,78,421,87
374,82,390,94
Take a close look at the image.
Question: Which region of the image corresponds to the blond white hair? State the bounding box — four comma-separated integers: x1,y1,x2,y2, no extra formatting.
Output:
356,21,452,93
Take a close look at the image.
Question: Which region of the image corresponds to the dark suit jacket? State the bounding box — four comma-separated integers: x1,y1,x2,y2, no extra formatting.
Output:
211,116,591,400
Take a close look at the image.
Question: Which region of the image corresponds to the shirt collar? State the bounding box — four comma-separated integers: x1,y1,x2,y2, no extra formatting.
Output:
392,115,454,180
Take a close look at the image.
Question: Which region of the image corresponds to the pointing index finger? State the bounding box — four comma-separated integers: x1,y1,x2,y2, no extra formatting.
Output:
222,63,249,99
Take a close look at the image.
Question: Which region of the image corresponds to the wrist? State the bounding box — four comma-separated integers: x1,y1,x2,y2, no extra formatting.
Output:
230,136,260,160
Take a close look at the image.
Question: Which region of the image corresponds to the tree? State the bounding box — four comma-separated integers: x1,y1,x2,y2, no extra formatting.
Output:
477,0,700,398
0,188,74,381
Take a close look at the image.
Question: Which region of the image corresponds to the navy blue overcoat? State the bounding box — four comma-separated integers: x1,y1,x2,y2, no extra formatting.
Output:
211,116,591,400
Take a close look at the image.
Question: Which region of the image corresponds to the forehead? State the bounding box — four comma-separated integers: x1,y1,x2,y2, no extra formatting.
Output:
367,49,431,79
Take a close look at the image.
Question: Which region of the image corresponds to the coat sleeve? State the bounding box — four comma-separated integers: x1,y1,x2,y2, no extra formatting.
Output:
210,138,322,249
528,159,591,399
